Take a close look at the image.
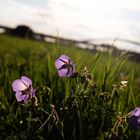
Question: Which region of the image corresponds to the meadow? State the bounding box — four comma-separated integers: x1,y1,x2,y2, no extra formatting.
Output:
0,34,140,140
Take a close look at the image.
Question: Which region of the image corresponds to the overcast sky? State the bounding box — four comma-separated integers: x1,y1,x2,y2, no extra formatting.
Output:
0,0,140,52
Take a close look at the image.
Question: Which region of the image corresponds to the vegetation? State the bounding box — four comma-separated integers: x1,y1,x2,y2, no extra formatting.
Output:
0,34,140,140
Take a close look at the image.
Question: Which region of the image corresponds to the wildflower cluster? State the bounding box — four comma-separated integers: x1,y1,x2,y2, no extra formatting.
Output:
11,54,140,139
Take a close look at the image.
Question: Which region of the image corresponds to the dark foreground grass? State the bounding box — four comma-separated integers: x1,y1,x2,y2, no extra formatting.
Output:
0,34,140,140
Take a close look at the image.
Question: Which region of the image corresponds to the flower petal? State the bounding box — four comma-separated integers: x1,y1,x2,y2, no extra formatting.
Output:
127,116,138,129
127,107,140,129
55,55,70,69
23,94,30,103
67,67,74,76
59,55,70,62
70,62,75,73
133,107,140,116
15,92,26,102
58,69,68,77
55,59,64,69
58,68,73,77
31,88,35,97
12,80,27,92
21,76,32,87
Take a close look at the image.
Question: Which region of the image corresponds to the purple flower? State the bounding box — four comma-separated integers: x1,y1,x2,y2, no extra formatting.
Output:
127,107,140,129
55,54,74,77
12,76,35,103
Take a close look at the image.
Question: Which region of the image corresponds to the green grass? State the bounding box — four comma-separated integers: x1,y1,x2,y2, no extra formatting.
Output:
0,34,140,139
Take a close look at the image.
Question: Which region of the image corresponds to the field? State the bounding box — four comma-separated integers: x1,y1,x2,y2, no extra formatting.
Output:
0,34,140,140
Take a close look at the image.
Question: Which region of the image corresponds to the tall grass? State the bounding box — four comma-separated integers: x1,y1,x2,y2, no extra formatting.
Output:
0,34,140,139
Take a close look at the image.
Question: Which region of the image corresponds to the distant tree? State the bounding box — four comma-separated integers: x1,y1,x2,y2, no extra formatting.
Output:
10,25,34,38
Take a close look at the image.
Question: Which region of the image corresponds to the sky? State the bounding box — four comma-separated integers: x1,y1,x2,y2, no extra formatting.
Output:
0,0,140,52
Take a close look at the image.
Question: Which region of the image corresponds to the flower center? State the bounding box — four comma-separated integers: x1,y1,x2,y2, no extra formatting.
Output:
21,85,31,95
59,59,72,70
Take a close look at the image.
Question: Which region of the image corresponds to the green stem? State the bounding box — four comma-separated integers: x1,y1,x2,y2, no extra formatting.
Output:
39,115,51,131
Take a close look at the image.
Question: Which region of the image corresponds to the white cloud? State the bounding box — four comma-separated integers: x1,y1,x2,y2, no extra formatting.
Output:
0,0,140,51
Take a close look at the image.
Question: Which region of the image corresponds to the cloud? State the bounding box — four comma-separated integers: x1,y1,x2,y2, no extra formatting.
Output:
0,0,140,48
